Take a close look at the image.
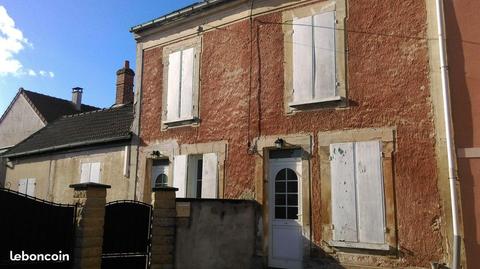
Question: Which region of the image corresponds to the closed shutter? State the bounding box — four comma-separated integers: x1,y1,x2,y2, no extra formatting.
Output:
313,11,336,98
90,162,101,183
355,140,385,244
173,155,188,198
167,51,181,121
80,163,91,183
180,48,194,119
26,178,36,196
292,16,313,103
201,153,218,198
330,142,357,242
18,179,27,194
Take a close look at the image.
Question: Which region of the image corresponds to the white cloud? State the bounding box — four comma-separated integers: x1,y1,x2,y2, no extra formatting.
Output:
0,6,54,79
0,6,30,76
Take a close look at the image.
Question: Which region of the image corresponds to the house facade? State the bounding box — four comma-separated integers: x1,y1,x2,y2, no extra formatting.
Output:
445,0,480,268
0,88,98,186
130,0,459,268
2,62,135,203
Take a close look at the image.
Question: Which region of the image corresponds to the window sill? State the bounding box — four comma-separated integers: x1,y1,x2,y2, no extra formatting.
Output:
329,240,390,251
288,96,342,108
163,117,198,127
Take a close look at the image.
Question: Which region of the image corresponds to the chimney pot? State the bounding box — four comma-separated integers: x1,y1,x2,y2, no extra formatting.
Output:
72,87,83,110
115,60,135,105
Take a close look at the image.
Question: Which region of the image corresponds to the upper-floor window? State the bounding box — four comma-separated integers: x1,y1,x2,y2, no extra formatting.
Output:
80,162,101,183
162,38,201,128
283,2,346,111
18,178,35,196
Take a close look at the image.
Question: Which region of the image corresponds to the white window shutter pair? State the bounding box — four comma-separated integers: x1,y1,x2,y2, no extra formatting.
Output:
330,140,385,245
292,11,336,103
166,48,195,121
80,162,101,183
173,153,218,198
18,178,35,196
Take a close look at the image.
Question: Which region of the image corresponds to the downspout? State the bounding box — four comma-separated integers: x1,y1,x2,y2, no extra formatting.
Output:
435,0,460,268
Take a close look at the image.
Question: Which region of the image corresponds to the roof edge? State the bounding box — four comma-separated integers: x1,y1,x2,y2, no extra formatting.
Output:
3,135,132,158
130,0,237,33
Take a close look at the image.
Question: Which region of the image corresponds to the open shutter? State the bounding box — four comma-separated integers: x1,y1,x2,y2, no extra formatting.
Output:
201,153,218,198
292,16,313,103
80,163,91,183
173,155,188,198
330,142,358,242
18,179,27,194
90,162,101,183
180,48,194,119
355,140,385,244
26,178,36,196
166,51,181,121
313,11,336,98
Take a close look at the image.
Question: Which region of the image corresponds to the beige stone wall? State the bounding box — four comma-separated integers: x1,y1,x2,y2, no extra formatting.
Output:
4,145,130,203
0,94,45,149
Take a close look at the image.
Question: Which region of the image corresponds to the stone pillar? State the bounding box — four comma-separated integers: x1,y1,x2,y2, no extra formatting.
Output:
69,182,111,269
151,186,178,269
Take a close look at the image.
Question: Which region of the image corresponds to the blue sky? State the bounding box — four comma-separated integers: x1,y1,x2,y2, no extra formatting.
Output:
0,0,197,115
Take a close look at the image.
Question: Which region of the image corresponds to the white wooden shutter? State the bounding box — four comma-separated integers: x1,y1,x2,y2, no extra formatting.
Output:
201,153,218,198
180,48,194,119
80,163,91,183
313,11,336,98
166,51,181,121
18,179,27,194
292,16,313,103
355,140,385,244
26,178,36,196
173,155,188,198
90,162,101,183
330,142,358,242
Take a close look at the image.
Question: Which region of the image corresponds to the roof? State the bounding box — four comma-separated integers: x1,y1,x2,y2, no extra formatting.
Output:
22,89,99,123
3,104,133,158
130,0,237,33
0,89,100,125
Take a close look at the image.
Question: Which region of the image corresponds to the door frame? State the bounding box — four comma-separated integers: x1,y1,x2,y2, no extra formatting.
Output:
268,157,304,268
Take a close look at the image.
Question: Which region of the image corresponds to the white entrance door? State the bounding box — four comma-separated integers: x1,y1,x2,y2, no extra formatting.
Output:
269,158,303,269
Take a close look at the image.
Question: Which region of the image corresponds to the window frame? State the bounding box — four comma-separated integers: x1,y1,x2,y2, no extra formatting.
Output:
318,128,396,252
162,37,202,129
283,0,347,113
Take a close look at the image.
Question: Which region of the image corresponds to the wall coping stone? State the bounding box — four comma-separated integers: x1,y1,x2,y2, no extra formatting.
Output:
69,182,111,190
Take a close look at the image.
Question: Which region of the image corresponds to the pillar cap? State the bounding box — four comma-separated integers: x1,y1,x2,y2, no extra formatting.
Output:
69,182,111,190
152,186,178,192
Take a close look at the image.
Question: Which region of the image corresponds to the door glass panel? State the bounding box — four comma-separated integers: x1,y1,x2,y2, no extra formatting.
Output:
287,182,298,192
287,207,298,219
275,206,287,219
287,194,298,206
274,168,299,220
275,194,286,205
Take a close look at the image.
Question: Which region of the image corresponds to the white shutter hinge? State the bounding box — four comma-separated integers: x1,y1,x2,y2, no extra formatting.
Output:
331,224,335,230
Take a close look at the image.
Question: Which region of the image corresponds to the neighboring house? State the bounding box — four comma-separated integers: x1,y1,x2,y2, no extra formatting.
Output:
0,87,99,187
446,0,480,268
2,61,135,203
129,0,460,268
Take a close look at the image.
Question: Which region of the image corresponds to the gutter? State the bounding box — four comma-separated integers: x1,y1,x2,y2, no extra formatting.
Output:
435,0,460,268
3,135,132,159
130,0,236,33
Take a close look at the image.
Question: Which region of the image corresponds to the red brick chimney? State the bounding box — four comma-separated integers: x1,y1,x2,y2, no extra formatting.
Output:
115,60,134,105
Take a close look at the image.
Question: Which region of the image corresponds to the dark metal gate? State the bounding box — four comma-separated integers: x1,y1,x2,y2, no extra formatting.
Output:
101,200,152,269
0,188,76,268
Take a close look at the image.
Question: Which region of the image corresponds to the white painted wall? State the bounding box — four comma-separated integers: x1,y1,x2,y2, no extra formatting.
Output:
0,95,45,149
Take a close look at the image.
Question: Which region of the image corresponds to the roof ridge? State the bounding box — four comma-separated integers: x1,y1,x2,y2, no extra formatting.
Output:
22,89,98,109
60,103,132,119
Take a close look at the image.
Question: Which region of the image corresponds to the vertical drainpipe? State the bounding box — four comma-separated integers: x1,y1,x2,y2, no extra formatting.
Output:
435,0,460,268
